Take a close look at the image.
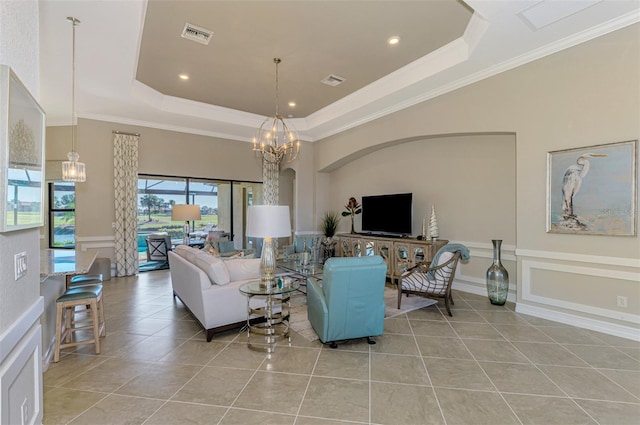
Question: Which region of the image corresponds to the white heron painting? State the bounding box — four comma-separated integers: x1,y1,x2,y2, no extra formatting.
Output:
547,140,637,236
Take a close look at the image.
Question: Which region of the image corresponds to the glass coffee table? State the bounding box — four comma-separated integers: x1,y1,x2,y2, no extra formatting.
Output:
277,260,324,295
238,279,300,353
278,260,323,280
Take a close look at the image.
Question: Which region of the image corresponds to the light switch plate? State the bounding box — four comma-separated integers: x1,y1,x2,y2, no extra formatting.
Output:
15,252,27,280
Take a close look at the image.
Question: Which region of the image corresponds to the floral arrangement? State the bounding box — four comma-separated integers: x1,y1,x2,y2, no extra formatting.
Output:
341,197,361,234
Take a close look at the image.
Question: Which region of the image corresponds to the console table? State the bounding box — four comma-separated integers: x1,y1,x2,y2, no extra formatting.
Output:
336,234,447,283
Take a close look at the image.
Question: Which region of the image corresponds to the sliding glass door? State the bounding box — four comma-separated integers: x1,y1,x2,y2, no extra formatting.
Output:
137,175,262,261
188,179,228,237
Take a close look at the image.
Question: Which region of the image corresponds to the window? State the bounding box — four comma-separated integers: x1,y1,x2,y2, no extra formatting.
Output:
49,182,76,248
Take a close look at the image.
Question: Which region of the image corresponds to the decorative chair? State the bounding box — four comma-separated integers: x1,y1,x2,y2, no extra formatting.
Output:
397,250,462,316
146,233,172,263
307,256,387,348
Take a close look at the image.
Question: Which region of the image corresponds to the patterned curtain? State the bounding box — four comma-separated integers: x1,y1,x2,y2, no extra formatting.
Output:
113,132,139,276
262,158,280,205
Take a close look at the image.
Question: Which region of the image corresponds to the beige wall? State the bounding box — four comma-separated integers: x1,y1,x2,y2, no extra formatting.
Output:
320,133,517,298
314,24,640,338
324,133,516,241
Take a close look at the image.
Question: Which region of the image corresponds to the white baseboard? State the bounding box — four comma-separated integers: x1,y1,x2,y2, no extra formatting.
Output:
516,303,640,342
452,279,517,303
452,278,639,341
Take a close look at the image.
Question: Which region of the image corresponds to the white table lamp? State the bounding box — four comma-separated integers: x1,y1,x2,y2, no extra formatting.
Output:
172,204,201,245
246,205,291,288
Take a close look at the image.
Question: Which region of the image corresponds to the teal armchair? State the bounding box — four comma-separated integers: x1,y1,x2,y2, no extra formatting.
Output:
307,256,387,348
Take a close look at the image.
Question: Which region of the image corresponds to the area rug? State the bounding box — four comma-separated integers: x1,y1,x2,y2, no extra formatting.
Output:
289,287,437,342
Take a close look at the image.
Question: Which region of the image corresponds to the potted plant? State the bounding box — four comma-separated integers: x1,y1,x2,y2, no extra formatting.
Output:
320,211,340,261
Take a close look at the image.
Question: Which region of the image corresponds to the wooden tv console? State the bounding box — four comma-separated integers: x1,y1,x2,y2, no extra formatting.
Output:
336,233,448,283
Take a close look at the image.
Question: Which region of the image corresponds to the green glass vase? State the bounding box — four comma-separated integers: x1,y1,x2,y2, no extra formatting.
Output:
486,239,509,305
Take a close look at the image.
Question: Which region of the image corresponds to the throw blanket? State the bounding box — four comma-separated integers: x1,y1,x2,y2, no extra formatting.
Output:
430,243,471,267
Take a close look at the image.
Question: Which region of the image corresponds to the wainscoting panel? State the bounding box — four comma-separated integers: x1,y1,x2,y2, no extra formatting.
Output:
0,298,43,425
521,260,640,324
517,250,640,341
76,235,115,252
76,236,116,276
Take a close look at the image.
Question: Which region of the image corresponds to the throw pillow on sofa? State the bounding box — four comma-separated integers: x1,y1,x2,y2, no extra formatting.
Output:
194,252,231,285
201,237,229,254
224,258,261,281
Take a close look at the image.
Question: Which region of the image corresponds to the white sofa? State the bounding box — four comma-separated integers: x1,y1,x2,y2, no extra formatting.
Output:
168,245,262,341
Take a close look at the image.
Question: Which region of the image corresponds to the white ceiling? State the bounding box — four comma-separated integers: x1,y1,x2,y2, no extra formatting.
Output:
39,0,639,143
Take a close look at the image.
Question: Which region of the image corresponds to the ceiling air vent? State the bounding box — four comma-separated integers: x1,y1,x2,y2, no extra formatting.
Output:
181,23,213,45
321,74,346,87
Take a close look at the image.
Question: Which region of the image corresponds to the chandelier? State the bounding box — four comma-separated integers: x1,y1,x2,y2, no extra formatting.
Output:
61,16,86,182
252,58,300,165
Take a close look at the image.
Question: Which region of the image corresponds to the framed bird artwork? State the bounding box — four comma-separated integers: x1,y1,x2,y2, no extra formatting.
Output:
547,140,637,236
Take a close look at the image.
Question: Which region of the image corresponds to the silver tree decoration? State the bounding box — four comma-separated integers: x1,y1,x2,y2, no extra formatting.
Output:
429,205,439,239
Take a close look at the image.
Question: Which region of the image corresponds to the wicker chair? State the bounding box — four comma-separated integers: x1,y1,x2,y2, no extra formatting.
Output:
397,251,461,316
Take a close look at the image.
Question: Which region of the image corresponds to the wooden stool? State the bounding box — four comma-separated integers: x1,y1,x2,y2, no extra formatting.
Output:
54,285,106,362
66,273,103,289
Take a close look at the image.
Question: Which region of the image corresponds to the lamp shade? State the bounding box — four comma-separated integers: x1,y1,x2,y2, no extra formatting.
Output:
171,204,201,221
246,205,291,238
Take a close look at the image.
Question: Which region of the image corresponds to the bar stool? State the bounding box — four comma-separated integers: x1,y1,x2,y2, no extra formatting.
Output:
66,273,103,289
54,285,106,362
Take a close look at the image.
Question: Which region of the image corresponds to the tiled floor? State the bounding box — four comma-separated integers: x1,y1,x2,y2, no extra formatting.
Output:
44,270,640,424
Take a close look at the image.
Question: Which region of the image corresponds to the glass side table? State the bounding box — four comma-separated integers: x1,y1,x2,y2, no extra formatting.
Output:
238,279,300,353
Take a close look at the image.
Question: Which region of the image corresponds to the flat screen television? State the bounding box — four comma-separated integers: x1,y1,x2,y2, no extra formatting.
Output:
361,193,412,236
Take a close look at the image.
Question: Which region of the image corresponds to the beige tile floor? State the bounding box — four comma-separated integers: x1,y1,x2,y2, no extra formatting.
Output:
44,270,640,424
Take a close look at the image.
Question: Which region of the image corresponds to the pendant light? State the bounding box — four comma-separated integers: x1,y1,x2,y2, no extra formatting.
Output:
61,16,86,182
252,58,299,204
252,58,300,165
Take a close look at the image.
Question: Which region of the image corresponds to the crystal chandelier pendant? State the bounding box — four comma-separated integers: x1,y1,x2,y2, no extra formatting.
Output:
252,58,300,166
252,58,300,205
61,16,86,183
62,151,86,182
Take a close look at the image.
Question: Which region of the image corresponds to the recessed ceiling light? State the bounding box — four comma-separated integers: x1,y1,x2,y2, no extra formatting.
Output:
179,73,189,80
387,36,400,45
288,101,296,108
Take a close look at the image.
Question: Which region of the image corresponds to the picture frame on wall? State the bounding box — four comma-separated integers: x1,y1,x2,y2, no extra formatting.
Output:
547,140,638,236
0,65,46,232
